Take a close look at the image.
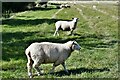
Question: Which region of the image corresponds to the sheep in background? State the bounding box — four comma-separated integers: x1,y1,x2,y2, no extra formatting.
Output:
59,4,70,8
53,18,79,36
93,5,97,10
25,41,81,78
65,4,70,8
60,4,65,8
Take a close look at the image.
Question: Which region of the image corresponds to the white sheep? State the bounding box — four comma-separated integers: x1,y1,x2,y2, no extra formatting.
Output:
93,5,97,10
60,4,65,8
53,18,79,36
65,4,70,8
25,41,81,78
60,4,70,8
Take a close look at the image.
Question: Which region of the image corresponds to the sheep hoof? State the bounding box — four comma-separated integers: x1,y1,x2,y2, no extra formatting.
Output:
28,73,33,78
37,72,42,76
29,76,33,78
38,73,40,76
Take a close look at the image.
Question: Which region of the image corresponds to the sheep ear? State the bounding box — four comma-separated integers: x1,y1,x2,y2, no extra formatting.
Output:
76,18,79,20
73,40,76,43
72,41,75,44
72,41,74,44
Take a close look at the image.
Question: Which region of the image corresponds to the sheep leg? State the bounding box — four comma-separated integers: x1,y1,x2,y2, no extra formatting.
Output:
33,62,41,76
61,62,69,73
50,64,56,73
54,30,59,36
50,62,60,73
53,30,57,36
70,29,74,35
27,62,33,78
26,56,33,78
57,31,59,36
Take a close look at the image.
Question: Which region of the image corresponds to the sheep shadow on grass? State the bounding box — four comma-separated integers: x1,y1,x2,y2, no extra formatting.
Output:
2,18,70,26
33,67,110,77
50,67,110,77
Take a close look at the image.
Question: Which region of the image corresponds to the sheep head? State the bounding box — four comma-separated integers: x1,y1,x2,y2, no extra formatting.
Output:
71,41,81,51
66,41,81,51
72,18,79,22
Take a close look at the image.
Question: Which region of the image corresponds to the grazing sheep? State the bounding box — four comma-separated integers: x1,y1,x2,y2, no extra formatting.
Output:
65,4,70,8
60,4,70,8
25,41,81,78
53,18,79,36
60,4,65,8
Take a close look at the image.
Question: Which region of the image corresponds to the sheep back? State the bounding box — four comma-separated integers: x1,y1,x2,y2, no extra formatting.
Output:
27,42,72,64
55,21,76,31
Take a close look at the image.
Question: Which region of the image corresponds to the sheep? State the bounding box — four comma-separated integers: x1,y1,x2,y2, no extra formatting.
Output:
65,4,70,8
60,4,65,8
53,18,79,36
25,40,81,78
60,4,70,8
92,5,97,10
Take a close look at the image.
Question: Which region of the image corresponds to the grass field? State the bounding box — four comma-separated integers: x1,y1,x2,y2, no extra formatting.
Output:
1,2,119,78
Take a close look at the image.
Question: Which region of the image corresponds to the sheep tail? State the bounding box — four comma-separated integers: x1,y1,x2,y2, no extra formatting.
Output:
25,48,34,63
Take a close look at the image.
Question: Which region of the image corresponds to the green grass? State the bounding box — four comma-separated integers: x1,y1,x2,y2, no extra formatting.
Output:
1,3,118,78
80,3,118,16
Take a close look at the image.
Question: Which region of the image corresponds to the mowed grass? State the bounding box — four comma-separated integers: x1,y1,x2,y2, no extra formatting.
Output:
1,3,118,78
